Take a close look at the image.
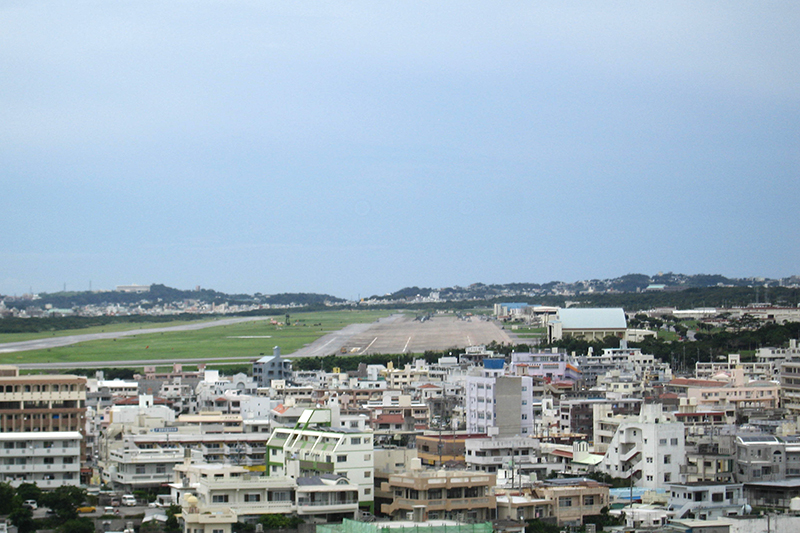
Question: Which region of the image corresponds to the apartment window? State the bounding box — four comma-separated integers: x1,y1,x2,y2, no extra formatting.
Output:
212,495,229,503
364,454,371,461
664,473,671,482
364,488,371,495
351,437,361,445
136,465,146,474
559,497,572,507
671,438,679,445
364,471,370,478
646,475,653,481
646,457,653,464
156,465,166,474
44,457,54,465
213,529,224,533
664,455,671,465
659,439,667,445
244,494,261,502
583,496,594,506
271,449,278,456
337,455,347,463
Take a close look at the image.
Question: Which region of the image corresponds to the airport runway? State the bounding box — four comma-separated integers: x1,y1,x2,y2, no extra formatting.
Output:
3,313,514,368
0,316,275,354
290,314,513,357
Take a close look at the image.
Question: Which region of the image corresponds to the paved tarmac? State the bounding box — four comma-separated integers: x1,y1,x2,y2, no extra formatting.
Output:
3,313,514,368
0,316,274,354
291,313,513,357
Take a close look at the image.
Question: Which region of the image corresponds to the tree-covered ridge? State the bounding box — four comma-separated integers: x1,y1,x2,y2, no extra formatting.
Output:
2,283,346,310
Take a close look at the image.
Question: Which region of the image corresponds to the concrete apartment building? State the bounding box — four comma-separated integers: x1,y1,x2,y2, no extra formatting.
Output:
466,359,535,437
668,370,780,417
0,365,87,484
696,353,775,382
595,404,685,489
577,341,670,387
173,462,360,523
0,366,86,436
380,468,496,522
252,349,293,388
265,406,374,510
464,435,540,476
681,437,736,484
555,398,642,441
668,482,745,520
495,477,610,526
734,434,800,482
0,431,82,488
780,355,800,418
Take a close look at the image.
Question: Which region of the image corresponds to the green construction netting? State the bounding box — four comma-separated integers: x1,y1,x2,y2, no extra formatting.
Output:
318,519,493,533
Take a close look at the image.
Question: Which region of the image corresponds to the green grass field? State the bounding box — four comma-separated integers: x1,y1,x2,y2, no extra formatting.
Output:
0,319,219,343
0,309,393,366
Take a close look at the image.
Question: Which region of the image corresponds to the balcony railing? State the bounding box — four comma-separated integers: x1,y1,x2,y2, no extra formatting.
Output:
298,499,358,507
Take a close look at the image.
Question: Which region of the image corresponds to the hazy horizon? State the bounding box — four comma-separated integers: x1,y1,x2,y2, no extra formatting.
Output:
3,2,798,301
5,270,797,301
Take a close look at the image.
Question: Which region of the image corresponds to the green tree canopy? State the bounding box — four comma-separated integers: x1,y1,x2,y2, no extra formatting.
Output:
41,485,87,522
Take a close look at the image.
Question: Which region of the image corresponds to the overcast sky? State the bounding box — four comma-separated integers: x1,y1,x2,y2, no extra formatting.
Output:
2,2,798,299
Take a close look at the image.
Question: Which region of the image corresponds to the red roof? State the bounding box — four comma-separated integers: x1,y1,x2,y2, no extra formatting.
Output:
669,378,725,387
113,396,171,405
373,414,404,424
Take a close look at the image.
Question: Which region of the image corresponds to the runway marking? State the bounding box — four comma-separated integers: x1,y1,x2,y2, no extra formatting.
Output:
362,337,378,353
402,336,412,353
320,337,337,349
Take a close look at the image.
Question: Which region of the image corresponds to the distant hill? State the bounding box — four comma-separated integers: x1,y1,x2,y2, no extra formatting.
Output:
367,273,800,305
1,283,347,310
2,273,798,312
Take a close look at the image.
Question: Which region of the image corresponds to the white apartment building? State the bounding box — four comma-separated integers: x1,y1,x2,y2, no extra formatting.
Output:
265,407,374,510
101,427,272,491
595,370,646,399
0,431,82,488
465,359,535,437
596,404,685,489
577,342,672,386
464,435,542,476
384,360,429,390
696,353,776,382
668,482,745,520
173,463,359,523
104,444,184,490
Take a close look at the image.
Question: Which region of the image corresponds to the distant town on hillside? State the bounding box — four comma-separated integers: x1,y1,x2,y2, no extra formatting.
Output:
1,273,799,320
